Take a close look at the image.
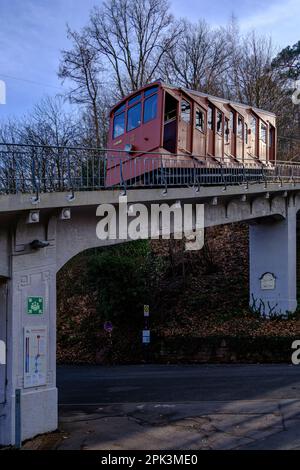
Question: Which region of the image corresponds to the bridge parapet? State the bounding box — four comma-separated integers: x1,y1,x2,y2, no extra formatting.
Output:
0,143,300,196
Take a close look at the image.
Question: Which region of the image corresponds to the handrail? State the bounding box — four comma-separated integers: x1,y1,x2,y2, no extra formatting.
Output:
0,142,300,194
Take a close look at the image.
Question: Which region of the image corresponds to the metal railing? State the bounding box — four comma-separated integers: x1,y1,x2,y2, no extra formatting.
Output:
278,135,300,162
1,142,300,196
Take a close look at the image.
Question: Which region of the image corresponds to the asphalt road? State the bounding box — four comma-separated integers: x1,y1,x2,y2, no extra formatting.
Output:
50,364,300,450
57,364,300,406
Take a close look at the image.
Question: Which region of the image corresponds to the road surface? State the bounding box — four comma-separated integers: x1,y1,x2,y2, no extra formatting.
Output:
58,363,300,405
42,364,300,450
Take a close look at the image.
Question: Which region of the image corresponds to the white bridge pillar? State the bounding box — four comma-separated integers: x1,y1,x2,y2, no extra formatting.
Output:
249,204,297,316
0,214,57,446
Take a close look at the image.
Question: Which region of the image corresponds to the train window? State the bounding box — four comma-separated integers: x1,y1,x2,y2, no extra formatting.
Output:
144,85,158,97
244,123,248,144
113,111,125,138
237,115,243,138
127,102,142,132
164,93,177,122
229,111,235,130
208,106,214,130
128,93,141,106
216,111,223,135
144,93,158,123
181,99,191,123
250,115,257,135
260,123,267,143
114,103,126,114
195,108,204,132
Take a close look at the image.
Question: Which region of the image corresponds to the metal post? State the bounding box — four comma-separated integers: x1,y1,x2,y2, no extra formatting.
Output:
120,160,127,195
15,388,21,449
142,305,150,362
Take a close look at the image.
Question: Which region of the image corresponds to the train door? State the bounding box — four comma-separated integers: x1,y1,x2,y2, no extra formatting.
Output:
244,122,249,162
259,121,267,162
236,114,244,159
207,105,215,155
269,124,275,162
229,111,236,157
163,92,178,153
215,110,224,159
224,118,230,159
250,114,258,158
179,98,192,153
193,106,206,156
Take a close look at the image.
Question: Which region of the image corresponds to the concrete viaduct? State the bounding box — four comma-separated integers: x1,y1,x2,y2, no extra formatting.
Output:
0,181,299,445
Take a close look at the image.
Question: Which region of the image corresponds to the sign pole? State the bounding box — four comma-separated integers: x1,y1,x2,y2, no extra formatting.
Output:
142,305,150,361
15,388,22,449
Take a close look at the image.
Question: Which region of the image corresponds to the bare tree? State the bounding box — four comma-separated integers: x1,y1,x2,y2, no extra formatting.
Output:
228,32,283,110
161,19,232,95
0,119,28,192
18,96,83,191
87,0,178,97
20,96,80,147
59,28,103,147
80,94,111,148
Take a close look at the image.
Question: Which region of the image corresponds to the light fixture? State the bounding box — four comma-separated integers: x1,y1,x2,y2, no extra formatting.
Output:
60,208,71,220
124,143,134,154
30,240,50,250
27,210,40,224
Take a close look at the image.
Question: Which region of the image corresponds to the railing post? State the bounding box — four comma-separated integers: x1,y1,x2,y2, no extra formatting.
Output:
193,160,200,192
218,160,226,190
67,151,75,200
120,159,127,195
275,164,283,187
290,164,296,186
160,157,168,194
260,162,267,188
241,162,249,190
103,156,107,188
31,150,40,203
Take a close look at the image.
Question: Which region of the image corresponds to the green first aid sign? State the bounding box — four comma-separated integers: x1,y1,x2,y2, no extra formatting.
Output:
27,297,44,315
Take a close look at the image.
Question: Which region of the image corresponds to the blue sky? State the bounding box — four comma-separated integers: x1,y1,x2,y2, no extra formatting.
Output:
0,0,299,119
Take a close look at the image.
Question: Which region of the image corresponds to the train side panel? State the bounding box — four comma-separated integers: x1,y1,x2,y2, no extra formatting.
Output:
106,83,277,186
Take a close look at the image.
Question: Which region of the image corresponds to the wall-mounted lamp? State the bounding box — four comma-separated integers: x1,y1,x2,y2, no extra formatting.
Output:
26,210,40,224
30,240,50,250
124,143,134,154
60,208,71,220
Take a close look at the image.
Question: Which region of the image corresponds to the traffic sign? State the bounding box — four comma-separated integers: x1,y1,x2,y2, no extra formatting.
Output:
144,305,149,317
142,329,150,344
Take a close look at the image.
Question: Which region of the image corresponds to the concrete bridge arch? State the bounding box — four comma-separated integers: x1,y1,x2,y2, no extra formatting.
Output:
0,184,300,445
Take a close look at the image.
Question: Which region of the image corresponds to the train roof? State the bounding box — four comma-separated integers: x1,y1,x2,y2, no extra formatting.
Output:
175,85,276,119
110,80,276,119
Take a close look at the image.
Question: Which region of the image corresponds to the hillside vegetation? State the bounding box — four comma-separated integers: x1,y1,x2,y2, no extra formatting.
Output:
57,224,300,364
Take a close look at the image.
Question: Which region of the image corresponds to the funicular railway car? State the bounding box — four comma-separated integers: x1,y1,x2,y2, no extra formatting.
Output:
106,81,277,187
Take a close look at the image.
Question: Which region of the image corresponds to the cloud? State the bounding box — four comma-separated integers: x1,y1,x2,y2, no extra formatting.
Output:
239,0,299,30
